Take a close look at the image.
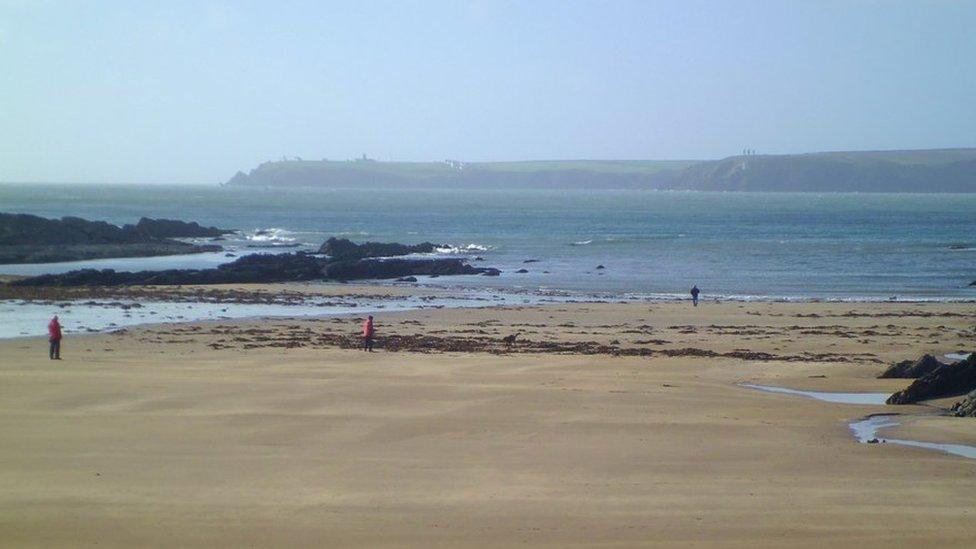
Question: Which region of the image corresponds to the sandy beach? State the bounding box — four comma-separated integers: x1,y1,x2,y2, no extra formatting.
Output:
1,293,975,547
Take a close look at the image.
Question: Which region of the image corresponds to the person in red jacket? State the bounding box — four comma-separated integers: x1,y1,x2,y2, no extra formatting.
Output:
362,315,375,352
48,315,62,360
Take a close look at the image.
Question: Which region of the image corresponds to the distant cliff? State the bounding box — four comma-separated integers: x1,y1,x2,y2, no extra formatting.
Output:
225,149,976,192
224,159,697,189
649,149,976,192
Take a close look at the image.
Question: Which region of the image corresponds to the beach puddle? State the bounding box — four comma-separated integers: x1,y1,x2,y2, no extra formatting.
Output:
740,383,890,405
850,415,976,459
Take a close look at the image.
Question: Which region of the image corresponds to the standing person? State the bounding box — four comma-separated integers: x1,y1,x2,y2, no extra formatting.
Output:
690,285,700,307
48,315,62,360
362,315,375,352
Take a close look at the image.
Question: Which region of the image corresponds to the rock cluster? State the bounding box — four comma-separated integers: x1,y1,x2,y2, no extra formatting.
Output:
886,354,976,404
318,237,438,260
0,213,231,264
322,258,497,280
878,354,945,379
130,217,234,239
10,238,501,286
0,213,232,246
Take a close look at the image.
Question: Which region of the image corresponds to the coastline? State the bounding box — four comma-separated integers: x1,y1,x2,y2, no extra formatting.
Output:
2,293,975,546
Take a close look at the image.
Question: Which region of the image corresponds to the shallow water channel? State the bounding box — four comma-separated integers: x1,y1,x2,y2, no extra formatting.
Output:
741,383,976,460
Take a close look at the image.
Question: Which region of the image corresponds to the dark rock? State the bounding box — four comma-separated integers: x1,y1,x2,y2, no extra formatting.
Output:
878,354,945,379
970,280,975,286
0,212,232,245
322,258,488,281
126,217,234,238
515,268,529,273
1,213,139,246
596,264,605,270
950,389,976,417
11,253,328,286
318,237,438,260
887,354,976,404
0,242,220,264
0,212,225,264
396,276,418,282
10,239,502,286
225,253,236,257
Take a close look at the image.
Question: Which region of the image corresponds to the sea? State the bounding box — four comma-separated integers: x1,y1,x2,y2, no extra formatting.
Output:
1,183,974,337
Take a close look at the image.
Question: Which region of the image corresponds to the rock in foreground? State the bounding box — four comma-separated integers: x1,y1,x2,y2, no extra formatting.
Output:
886,355,976,405
878,354,945,379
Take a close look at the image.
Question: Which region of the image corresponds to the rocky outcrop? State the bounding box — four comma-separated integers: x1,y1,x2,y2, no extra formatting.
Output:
0,212,230,264
10,252,326,286
886,355,976,404
10,243,500,286
318,237,439,260
878,354,945,379
322,258,492,280
127,217,235,239
950,390,976,417
0,242,220,264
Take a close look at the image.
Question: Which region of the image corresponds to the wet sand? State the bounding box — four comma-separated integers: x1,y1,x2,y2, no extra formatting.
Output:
1,298,975,547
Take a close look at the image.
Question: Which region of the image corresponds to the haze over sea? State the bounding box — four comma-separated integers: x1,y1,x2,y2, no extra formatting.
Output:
2,183,975,301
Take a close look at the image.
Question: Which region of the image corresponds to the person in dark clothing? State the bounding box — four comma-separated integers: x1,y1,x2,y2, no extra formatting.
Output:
690,285,700,307
362,315,375,352
48,315,62,359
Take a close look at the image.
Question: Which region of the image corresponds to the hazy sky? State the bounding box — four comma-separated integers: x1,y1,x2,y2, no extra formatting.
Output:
2,1,974,183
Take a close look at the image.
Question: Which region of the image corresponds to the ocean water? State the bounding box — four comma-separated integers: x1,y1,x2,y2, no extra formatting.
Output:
1,183,975,300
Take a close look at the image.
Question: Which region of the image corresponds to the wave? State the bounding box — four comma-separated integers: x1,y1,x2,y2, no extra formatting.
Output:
246,228,297,243
435,243,492,254
572,234,681,246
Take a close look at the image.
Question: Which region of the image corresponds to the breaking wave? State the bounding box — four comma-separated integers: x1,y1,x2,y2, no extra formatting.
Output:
435,243,492,254
246,228,297,243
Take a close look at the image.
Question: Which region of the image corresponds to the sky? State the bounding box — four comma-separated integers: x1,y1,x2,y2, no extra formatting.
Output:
1,0,974,184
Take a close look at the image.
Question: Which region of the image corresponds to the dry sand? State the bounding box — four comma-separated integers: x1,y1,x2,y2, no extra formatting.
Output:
1,297,975,547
